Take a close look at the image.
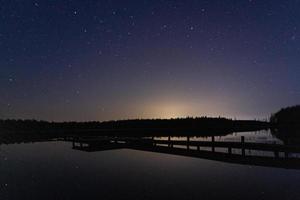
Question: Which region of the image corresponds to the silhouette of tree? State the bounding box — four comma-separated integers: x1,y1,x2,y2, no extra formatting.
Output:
270,105,300,126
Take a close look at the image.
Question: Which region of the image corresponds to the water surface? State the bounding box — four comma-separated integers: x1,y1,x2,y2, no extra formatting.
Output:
1,130,300,200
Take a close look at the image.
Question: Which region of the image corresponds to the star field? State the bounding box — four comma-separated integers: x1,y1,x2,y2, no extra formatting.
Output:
0,0,300,121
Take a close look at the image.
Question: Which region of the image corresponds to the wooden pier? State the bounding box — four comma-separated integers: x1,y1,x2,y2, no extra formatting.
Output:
69,136,300,169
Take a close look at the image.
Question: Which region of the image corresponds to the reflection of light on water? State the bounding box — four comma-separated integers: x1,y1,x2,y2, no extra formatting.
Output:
289,153,300,158
222,130,283,144
153,130,300,157
155,130,283,144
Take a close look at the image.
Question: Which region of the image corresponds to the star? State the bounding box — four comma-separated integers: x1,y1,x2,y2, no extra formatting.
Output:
291,35,296,41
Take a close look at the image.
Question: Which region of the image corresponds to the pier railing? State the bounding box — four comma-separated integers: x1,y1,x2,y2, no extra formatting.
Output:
69,136,300,169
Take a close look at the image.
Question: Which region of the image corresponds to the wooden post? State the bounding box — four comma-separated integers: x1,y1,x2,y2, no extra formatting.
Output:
274,151,279,158
212,136,215,152
197,145,200,151
241,136,245,143
228,147,232,154
168,136,171,147
187,136,190,150
72,138,75,147
241,136,245,156
151,136,155,146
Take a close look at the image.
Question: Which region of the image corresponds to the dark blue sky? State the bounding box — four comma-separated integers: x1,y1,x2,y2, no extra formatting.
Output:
1,0,299,121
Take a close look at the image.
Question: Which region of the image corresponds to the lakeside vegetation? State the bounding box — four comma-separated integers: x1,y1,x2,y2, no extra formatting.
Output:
271,105,300,127
270,105,300,139
0,105,299,144
0,117,268,135
0,117,269,145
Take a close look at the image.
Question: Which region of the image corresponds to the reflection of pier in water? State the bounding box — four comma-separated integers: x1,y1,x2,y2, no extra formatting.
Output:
69,136,300,169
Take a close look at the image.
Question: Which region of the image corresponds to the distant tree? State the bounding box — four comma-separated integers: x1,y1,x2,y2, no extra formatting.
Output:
270,105,300,125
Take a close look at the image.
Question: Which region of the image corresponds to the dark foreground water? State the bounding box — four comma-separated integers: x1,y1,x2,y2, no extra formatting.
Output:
1,130,300,200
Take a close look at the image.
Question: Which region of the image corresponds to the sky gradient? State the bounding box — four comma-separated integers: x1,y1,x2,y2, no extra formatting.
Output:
1,0,300,121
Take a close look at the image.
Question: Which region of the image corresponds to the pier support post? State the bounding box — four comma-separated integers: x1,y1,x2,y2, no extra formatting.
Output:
212,136,215,152
274,151,279,158
151,137,155,146
241,136,245,156
228,147,232,154
187,136,190,150
72,139,75,147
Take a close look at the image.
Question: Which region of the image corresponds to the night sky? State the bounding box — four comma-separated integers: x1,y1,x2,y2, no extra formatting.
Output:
1,0,299,121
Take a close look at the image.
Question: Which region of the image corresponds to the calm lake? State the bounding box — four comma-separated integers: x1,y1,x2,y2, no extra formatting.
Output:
1,130,300,200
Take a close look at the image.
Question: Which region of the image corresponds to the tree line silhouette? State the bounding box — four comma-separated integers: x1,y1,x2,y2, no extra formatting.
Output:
1,105,299,138
270,105,300,139
0,117,269,136
270,105,300,127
